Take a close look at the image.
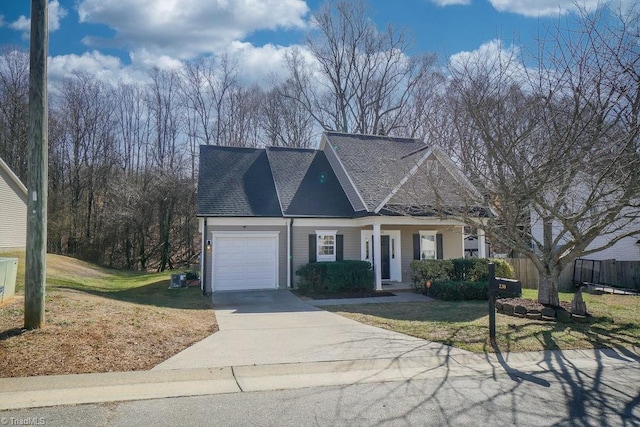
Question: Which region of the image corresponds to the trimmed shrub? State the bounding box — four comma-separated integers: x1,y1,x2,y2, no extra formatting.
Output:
296,260,373,294
410,259,454,289
424,280,489,301
325,260,374,292
467,258,515,281
295,262,328,294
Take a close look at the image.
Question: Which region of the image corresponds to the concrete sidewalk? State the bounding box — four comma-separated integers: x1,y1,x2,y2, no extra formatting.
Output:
1,348,638,411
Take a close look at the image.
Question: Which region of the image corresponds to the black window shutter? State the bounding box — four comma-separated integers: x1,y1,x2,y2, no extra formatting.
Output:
336,235,344,261
436,233,444,259
413,234,420,260
308,234,317,263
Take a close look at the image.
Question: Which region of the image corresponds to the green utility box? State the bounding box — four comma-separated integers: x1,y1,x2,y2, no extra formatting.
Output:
0,257,18,303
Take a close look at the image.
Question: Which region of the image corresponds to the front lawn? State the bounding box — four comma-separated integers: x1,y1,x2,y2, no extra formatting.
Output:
324,289,640,353
0,253,216,377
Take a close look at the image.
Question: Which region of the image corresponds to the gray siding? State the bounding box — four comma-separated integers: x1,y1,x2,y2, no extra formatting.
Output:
292,226,361,284
0,165,27,249
397,225,464,282
204,224,288,292
321,141,367,212
293,224,464,284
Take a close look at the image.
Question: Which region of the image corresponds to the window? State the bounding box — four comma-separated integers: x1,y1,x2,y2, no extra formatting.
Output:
420,231,437,260
316,230,337,262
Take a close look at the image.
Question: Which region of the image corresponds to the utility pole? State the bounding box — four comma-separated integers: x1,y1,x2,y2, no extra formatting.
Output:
24,0,48,329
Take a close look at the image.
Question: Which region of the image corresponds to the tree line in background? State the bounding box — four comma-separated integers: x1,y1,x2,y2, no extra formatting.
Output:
0,1,441,271
0,0,638,308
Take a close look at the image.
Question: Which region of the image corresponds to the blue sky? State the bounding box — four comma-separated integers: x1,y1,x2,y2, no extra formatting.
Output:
0,0,619,84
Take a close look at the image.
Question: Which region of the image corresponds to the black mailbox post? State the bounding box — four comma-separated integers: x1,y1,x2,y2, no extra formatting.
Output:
488,263,522,342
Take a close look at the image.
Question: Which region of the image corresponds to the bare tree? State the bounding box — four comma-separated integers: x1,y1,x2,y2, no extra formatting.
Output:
0,47,29,180
262,78,315,148
284,0,438,135
427,7,640,306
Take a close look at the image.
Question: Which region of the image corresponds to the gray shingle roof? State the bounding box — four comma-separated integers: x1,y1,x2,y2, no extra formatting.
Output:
284,150,354,217
198,145,354,217
198,133,481,218
324,132,429,211
197,146,282,217
265,147,316,213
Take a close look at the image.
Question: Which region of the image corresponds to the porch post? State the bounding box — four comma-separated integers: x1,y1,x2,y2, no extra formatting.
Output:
373,223,382,291
478,228,487,258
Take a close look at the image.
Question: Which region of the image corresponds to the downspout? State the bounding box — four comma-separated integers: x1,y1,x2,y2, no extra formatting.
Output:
287,218,294,288
202,217,207,296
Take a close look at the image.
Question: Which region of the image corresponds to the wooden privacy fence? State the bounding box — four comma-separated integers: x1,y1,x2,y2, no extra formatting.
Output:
505,258,539,289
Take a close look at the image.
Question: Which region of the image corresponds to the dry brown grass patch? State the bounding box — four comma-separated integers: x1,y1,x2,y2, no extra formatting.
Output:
0,288,216,377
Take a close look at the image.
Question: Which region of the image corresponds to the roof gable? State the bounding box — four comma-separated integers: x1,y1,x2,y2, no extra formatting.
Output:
323,132,429,211
285,150,354,217
384,148,485,215
197,146,281,217
266,147,316,213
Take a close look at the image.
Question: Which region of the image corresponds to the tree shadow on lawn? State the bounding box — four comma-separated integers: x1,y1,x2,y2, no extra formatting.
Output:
489,316,640,355
55,280,212,310
329,300,488,323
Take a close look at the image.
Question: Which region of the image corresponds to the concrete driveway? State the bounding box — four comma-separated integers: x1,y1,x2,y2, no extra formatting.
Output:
155,290,469,370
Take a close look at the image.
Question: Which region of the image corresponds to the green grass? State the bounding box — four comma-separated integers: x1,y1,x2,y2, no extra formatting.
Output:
325,289,640,353
1,250,207,309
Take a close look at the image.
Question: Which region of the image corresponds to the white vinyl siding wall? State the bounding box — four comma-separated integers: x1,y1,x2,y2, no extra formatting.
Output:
0,165,27,249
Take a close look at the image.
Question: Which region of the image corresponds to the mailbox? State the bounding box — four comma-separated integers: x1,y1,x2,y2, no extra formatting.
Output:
487,263,522,342
491,277,522,298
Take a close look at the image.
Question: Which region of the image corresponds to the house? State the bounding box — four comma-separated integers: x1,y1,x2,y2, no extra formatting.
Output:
0,157,27,250
197,132,486,292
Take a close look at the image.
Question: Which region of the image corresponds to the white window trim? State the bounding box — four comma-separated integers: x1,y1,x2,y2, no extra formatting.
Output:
315,230,337,262
419,230,437,260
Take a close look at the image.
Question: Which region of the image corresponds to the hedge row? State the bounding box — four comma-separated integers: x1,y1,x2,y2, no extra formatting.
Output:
295,260,374,294
411,258,515,301
424,280,489,301
411,258,514,288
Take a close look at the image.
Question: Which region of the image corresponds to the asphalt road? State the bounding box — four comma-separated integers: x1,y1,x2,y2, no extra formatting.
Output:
2,364,639,426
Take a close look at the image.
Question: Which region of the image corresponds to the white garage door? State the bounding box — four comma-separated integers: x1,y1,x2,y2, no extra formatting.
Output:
212,233,279,291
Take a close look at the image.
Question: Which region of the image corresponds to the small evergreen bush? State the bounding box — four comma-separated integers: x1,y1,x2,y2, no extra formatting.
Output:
296,261,373,294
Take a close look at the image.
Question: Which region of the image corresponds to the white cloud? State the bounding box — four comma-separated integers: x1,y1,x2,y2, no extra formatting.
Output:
9,16,30,32
128,49,184,71
429,0,471,6
448,39,527,84
77,0,310,59
48,51,149,86
224,42,297,84
488,0,602,17
9,0,68,33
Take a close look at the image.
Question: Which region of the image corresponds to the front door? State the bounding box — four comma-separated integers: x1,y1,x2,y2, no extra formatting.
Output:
381,235,391,280
361,230,402,282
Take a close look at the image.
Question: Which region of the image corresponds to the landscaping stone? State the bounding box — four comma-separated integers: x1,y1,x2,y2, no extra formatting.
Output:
502,303,514,315
572,314,589,323
495,301,503,311
525,310,542,320
514,305,527,315
541,307,556,320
